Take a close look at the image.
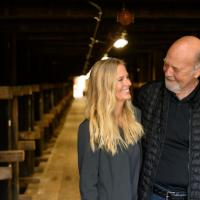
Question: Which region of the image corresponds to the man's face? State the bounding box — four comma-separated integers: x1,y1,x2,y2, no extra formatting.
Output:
163,57,196,94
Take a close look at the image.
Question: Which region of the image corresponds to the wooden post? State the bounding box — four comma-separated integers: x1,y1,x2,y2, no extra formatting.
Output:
10,97,20,200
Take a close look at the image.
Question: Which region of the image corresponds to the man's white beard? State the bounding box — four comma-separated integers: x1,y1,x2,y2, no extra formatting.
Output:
165,79,181,93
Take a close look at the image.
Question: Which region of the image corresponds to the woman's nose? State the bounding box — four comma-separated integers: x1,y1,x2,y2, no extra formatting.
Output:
125,79,132,86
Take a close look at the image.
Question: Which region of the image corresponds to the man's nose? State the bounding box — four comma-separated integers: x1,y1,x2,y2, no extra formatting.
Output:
163,65,173,76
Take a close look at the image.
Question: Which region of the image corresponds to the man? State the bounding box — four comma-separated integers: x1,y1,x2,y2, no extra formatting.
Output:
137,36,200,200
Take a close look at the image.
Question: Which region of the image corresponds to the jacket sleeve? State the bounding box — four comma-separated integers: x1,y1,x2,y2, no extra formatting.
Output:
77,120,99,200
135,83,149,110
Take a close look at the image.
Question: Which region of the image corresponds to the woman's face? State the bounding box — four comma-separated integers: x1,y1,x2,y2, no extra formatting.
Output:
115,64,132,103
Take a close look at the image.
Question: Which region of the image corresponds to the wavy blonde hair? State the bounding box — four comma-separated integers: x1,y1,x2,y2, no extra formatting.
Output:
85,58,143,155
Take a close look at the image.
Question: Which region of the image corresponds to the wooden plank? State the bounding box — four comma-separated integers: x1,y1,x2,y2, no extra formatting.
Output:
35,156,48,163
19,131,40,140
40,83,67,90
31,85,40,93
0,150,25,162
20,177,40,185
0,85,40,99
33,124,42,138
18,194,32,200
19,131,35,140
44,113,55,121
18,141,36,150
42,113,55,127
0,86,13,99
52,106,59,115
34,124,42,132
42,120,51,128
12,86,33,96
40,83,54,90
0,166,12,180
34,129,41,139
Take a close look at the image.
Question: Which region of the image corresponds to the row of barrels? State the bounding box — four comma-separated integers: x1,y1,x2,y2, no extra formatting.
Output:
0,83,73,200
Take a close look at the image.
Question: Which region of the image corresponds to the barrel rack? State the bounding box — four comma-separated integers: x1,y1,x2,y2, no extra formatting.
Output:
0,83,72,200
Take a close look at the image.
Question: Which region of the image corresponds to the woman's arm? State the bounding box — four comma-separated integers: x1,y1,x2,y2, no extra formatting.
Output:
77,120,99,200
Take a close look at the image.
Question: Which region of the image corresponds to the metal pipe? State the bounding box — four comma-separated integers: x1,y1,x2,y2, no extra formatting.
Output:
83,1,102,74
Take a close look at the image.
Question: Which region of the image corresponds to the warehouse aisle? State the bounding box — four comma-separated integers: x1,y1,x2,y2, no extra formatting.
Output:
26,98,86,200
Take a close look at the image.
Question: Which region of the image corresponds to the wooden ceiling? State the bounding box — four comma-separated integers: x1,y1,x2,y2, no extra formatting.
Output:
0,0,200,84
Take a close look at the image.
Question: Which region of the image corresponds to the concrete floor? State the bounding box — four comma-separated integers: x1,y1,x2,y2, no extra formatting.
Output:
26,98,85,200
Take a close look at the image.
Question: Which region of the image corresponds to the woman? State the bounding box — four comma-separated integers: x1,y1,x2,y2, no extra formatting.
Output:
78,58,143,200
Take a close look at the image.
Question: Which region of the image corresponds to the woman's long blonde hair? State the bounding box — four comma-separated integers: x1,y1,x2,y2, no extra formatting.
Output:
85,58,143,155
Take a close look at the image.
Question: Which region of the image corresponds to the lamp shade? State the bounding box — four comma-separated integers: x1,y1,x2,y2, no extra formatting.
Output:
113,31,128,48
117,9,134,26
113,38,128,48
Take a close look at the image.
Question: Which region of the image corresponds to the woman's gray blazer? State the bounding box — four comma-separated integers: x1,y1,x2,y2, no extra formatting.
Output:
77,107,142,200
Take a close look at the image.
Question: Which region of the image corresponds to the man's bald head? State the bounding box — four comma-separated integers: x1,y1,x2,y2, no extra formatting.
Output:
166,36,200,67
163,35,200,99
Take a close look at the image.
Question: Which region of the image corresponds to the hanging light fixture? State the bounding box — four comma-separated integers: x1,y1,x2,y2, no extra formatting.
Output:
113,31,128,48
117,8,134,26
113,4,133,49
101,4,133,56
101,53,109,60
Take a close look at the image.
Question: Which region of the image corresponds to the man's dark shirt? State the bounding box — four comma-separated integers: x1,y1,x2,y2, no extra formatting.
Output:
155,83,200,189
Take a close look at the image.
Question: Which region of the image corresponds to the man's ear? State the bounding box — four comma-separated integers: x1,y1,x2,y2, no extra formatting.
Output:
194,65,200,78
